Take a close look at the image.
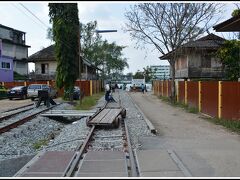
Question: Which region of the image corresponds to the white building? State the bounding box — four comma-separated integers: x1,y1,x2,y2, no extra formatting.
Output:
27,45,101,80
0,24,30,76
150,65,170,80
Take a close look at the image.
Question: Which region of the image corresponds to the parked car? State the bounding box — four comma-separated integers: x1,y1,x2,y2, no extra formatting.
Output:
73,86,81,100
27,84,58,101
0,85,8,99
64,86,81,100
7,86,28,100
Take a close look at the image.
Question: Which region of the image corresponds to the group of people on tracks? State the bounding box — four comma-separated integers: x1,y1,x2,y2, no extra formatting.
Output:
105,82,148,103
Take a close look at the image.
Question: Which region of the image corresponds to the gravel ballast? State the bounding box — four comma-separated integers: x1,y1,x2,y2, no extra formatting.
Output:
0,90,154,177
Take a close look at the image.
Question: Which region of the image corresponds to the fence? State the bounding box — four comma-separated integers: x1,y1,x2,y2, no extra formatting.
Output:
1,80,104,97
153,80,240,120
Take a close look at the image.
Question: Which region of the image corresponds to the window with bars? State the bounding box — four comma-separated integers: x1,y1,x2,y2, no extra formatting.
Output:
1,62,11,70
201,54,211,68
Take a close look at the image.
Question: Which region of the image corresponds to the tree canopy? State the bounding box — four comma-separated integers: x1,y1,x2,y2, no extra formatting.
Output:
133,66,156,82
47,19,128,80
124,3,223,101
48,3,80,93
217,40,240,81
79,21,129,79
232,9,240,17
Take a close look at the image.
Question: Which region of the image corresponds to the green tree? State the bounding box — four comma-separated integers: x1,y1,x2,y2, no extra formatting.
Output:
232,9,240,17
105,42,128,75
133,70,144,79
143,66,156,82
79,21,129,79
124,3,223,102
80,21,102,64
97,40,129,79
48,19,129,80
217,40,240,81
133,66,156,82
48,3,80,99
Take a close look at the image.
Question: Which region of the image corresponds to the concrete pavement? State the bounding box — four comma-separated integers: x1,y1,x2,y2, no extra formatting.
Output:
130,92,240,177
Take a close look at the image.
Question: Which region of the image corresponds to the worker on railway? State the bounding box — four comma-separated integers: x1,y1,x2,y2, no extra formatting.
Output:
108,91,117,102
111,83,115,93
141,83,145,94
133,84,136,92
105,82,117,102
105,82,110,101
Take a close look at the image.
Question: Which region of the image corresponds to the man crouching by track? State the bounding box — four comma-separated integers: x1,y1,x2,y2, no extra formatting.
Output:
105,82,117,103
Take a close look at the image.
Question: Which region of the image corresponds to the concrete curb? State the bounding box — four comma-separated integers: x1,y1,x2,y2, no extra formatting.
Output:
128,93,157,134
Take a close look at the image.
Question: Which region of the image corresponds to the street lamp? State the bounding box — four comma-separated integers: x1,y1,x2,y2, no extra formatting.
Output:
78,29,117,80
95,30,117,33
95,29,117,81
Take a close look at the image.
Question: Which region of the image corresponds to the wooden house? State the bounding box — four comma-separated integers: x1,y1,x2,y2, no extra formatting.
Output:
159,34,226,80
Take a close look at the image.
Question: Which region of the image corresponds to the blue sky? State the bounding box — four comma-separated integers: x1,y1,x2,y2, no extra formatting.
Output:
0,2,238,74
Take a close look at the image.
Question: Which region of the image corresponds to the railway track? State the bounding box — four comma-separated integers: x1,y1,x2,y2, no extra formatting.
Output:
2,103,35,113
62,114,137,177
0,103,35,122
0,103,61,134
14,91,139,177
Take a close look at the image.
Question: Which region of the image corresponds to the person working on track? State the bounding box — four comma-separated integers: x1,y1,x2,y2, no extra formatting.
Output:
141,83,145,94
105,82,116,102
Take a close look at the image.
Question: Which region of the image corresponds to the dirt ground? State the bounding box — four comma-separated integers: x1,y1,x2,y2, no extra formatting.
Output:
0,97,63,113
130,91,240,177
0,98,33,113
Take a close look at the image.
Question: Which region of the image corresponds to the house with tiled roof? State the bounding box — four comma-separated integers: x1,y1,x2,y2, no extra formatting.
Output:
27,45,102,80
159,33,226,80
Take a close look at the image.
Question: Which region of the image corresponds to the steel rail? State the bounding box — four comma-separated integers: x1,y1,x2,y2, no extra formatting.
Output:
123,119,138,177
64,114,137,177
0,104,61,134
0,105,35,122
63,125,96,177
2,103,34,113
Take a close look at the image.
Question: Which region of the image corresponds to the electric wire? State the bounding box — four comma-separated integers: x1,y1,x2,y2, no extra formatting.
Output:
11,4,46,31
14,3,81,57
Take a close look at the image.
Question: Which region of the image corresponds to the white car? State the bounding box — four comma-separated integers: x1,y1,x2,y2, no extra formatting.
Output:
125,84,132,91
27,84,57,101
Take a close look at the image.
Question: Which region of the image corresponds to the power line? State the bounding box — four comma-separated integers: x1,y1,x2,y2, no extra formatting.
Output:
11,4,47,31
16,3,80,56
16,3,83,79
19,3,49,29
